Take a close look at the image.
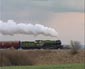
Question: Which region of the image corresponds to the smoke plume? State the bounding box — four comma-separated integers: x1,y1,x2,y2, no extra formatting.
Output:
0,20,58,37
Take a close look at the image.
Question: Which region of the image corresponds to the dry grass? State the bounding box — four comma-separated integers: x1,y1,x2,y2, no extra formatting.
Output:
0,49,85,66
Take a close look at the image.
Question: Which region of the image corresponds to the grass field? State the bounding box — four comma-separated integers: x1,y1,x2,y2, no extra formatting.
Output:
0,64,85,69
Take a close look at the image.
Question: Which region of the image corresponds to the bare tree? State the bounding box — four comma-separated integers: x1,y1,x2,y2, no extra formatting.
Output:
70,40,81,55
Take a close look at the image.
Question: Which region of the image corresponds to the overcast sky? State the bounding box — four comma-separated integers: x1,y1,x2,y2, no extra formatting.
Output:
0,0,84,45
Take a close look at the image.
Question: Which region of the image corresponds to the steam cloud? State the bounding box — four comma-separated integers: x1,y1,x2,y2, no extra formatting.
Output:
0,20,58,37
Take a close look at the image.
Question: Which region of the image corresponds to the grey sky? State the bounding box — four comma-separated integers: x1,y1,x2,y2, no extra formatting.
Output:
0,0,84,22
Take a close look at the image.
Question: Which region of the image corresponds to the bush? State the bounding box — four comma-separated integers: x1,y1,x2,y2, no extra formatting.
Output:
0,50,34,66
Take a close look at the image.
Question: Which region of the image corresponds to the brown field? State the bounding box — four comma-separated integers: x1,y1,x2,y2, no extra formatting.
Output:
0,49,85,66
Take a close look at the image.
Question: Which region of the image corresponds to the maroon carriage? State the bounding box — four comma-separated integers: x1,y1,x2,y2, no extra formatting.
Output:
0,41,20,49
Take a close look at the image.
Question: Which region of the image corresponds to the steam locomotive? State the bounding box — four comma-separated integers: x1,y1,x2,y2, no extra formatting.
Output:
0,40,63,49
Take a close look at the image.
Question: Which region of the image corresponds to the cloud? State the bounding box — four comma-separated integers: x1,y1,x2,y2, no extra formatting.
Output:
0,0,84,12
0,0,84,22
28,0,84,12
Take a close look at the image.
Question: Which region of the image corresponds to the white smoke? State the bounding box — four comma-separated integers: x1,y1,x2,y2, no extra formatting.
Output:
0,20,58,37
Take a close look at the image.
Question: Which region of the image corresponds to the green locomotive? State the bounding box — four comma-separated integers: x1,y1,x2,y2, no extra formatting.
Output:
21,40,63,49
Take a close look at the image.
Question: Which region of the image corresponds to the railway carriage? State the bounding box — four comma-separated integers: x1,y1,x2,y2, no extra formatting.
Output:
0,41,20,49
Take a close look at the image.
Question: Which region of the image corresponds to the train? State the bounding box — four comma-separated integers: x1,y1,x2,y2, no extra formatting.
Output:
0,40,63,49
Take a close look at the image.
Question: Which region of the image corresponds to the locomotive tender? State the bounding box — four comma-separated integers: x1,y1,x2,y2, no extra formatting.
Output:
0,40,63,49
